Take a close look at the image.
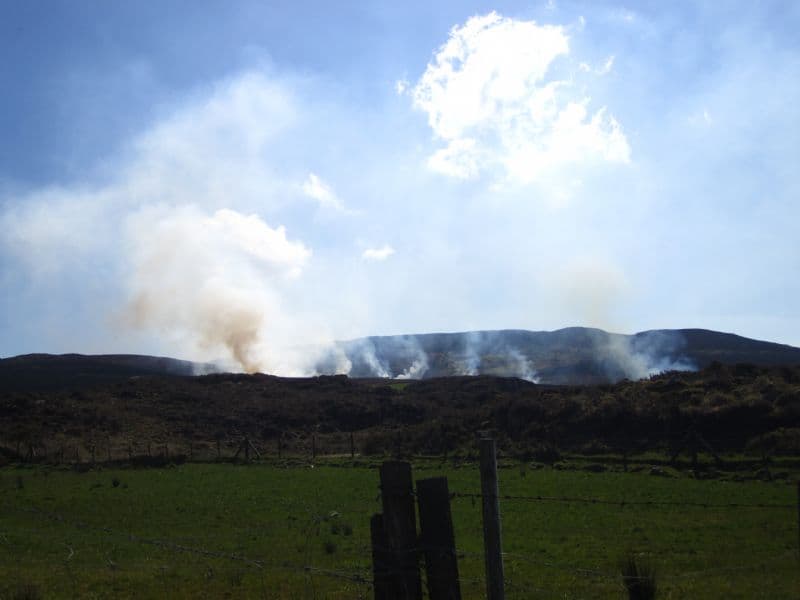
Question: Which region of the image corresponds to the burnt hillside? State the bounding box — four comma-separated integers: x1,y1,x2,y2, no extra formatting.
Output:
2,363,800,460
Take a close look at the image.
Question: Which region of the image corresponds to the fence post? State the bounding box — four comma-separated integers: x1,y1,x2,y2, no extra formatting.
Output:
796,480,800,562
479,438,505,600
417,477,461,600
351,432,355,459
312,434,317,461
371,513,392,600
379,461,422,600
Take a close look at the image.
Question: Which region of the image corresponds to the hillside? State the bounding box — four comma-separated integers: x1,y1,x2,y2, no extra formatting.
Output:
3,327,799,391
2,363,800,462
0,353,205,392
330,327,800,384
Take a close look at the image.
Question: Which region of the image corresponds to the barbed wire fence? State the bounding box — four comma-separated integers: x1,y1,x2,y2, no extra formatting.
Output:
2,443,799,598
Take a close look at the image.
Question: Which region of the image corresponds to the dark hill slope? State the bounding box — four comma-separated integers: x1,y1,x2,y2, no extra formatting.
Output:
2,327,799,392
335,327,800,384
675,329,800,366
0,353,203,392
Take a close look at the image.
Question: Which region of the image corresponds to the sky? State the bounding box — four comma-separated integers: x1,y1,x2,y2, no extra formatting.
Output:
1,1,798,372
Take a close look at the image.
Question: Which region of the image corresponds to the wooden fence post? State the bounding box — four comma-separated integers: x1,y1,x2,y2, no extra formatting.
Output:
479,438,505,600
312,434,317,461
371,513,392,600
417,477,461,600
351,432,355,459
379,461,422,599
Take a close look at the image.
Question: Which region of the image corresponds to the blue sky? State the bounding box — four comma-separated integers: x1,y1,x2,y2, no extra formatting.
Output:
1,1,798,372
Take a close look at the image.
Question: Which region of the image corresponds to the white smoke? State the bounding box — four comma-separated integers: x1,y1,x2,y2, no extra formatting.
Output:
459,331,484,375
507,346,540,383
394,337,429,379
122,205,314,373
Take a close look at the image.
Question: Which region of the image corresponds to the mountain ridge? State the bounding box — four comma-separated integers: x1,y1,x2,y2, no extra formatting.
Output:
2,327,799,391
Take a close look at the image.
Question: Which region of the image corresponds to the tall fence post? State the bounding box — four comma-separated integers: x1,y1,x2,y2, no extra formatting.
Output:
379,461,422,600
417,477,461,600
371,513,392,600
479,437,505,600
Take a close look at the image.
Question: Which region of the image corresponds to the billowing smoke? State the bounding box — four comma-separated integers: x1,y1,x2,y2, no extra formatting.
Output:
394,337,429,379
323,331,540,382
122,206,313,373
582,329,695,381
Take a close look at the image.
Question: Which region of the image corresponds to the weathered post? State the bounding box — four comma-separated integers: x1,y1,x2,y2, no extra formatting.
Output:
479,438,505,600
90,444,96,465
216,439,221,459
417,477,461,600
371,513,392,600
379,461,422,599
278,436,283,459
312,434,317,461
350,432,356,459
147,442,152,457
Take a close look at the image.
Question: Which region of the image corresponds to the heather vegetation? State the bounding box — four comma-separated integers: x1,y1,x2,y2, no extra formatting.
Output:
2,362,799,467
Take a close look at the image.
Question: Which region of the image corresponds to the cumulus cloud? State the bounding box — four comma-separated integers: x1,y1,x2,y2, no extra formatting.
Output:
302,172,345,211
362,244,395,261
411,12,630,184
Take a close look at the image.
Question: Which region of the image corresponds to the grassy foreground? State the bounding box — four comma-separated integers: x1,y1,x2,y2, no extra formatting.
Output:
1,460,797,599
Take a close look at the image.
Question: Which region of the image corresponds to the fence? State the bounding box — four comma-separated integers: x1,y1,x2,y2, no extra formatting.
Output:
1,439,798,598
367,437,798,599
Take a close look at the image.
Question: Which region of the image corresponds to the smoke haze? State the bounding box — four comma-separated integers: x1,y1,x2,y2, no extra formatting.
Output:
3,8,794,371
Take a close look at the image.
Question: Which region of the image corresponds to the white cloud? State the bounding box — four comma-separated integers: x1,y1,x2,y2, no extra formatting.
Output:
302,172,345,210
598,55,615,75
395,78,409,95
411,12,630,184
362,244,395,261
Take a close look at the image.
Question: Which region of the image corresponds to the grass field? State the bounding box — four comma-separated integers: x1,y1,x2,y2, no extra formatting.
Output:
1,460,798,599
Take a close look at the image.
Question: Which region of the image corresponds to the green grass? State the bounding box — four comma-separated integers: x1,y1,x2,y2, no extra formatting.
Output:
1,461,797,598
